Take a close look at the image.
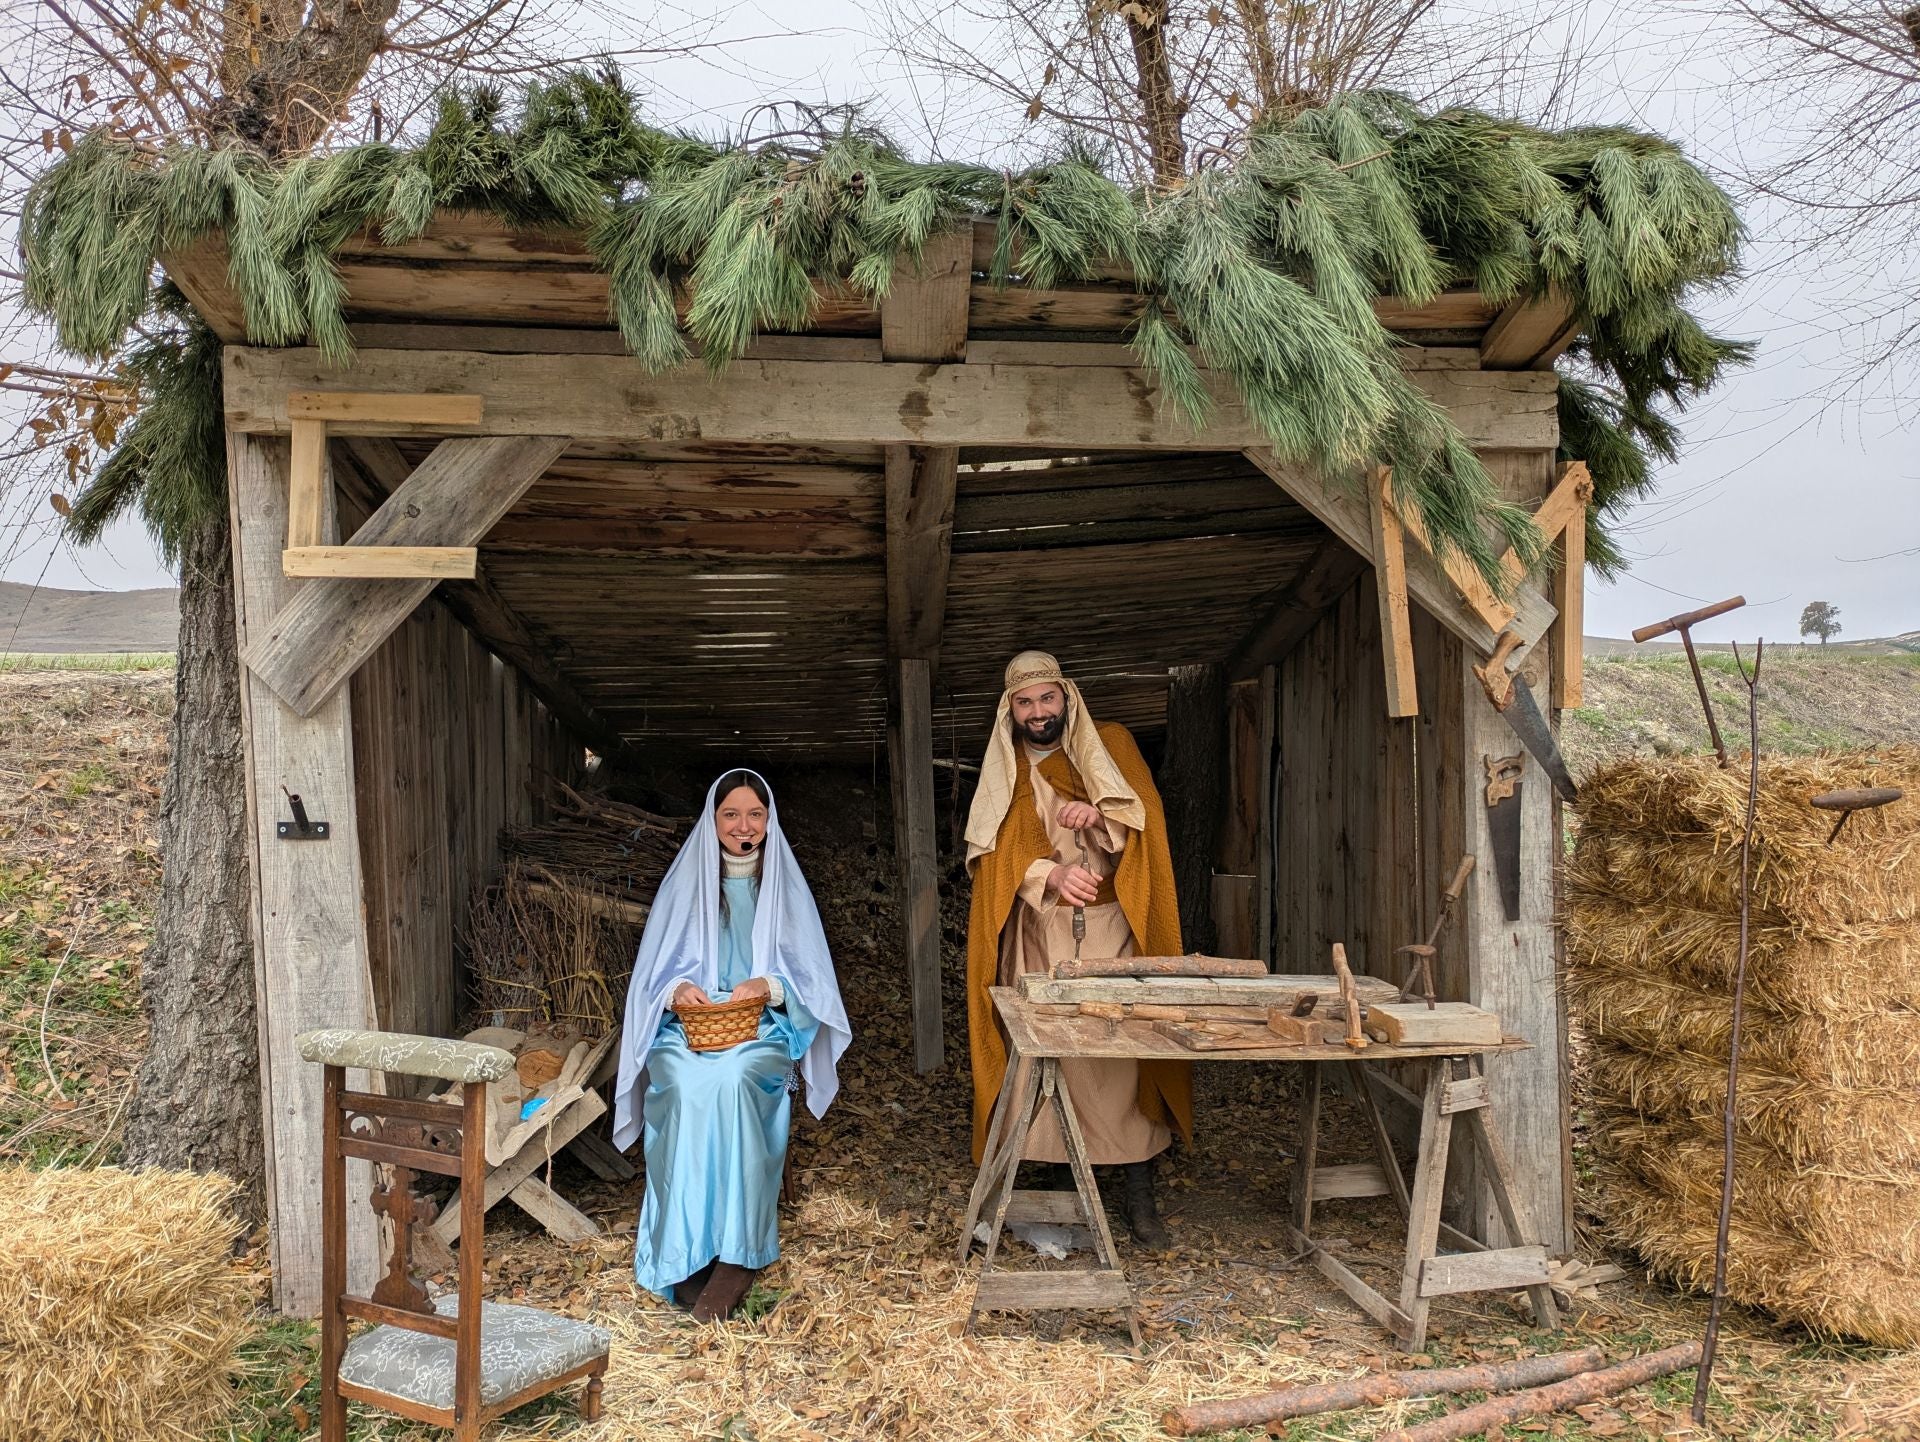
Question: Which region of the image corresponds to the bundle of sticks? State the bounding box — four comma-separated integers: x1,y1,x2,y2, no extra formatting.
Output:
466,860,644,1034
498,780,689,905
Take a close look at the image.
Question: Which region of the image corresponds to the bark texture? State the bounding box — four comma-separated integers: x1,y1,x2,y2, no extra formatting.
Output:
121,513,264,1213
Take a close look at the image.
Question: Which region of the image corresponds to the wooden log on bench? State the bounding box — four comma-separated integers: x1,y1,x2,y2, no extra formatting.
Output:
1162,1346,1607,1435
1051,953,1268,980
1374,1343,1703,1442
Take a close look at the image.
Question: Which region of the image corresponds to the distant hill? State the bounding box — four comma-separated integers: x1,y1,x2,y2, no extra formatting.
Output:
0,581,179,653
1585,632,1918,657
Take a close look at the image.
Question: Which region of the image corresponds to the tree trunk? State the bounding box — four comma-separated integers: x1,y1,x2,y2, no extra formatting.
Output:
1125,5,1188,186
1161,662,1226,955
121,511,263,1213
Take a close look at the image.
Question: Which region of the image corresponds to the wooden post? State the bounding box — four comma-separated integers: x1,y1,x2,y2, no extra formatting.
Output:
879,234,967,1073
1370,467,1418,718
228,430,379,1314
1426,450,1573,1254
893,658,943,1073
1217,676,1274,963
1163,662,1227,954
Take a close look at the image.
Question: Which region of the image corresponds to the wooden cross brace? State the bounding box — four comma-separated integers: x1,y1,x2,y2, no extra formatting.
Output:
283,391,486,579
1368,460,1591,719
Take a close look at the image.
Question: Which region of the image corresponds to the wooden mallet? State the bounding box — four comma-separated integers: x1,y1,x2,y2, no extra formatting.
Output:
1810,786,1903,846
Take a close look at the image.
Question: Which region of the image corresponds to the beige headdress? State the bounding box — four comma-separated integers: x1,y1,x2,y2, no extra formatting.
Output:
964,650,1144,868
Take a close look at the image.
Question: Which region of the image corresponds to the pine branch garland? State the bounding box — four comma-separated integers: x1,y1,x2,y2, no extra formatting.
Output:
18,69,1749,591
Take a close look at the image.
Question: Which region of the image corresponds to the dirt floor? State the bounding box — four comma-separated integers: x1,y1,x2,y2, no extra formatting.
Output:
6,665,1920,1440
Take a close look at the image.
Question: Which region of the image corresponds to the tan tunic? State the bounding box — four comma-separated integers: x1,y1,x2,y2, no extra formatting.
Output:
996,749,1172,1165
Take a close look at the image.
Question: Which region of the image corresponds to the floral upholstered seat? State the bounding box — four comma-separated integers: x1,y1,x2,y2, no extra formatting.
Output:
338,1295,610,1410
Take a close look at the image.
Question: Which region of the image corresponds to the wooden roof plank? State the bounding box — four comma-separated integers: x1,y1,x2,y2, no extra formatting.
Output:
224,348,1561,451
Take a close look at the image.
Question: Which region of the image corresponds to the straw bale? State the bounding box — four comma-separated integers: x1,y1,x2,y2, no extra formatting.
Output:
1569,748,1920,930
1567,965,1920,1086
0,1166,257,1442
1599,1167,1920,1349
1585,1040,1920,1179
1594,1116,1920,1269
1566,892,1920,1017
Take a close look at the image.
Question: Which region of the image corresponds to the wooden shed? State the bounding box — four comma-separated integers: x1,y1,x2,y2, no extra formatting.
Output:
166,215,1587,1315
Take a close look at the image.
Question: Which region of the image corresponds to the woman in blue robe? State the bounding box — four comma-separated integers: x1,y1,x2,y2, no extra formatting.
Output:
612,770,851,1322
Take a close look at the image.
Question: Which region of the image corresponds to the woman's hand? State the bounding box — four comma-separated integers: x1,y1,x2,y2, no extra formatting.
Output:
672,982,712,1007
731,977,771,1003
1057,800,1102,831
1047,863,1101,907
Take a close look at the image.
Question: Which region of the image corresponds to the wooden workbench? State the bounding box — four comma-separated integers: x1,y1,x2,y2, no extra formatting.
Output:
958,986,1559,1351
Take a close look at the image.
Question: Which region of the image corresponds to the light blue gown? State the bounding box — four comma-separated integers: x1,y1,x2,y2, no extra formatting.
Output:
633,874,819,1298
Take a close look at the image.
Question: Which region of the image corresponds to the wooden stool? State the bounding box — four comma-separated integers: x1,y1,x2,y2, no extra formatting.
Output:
298,1029,610,1442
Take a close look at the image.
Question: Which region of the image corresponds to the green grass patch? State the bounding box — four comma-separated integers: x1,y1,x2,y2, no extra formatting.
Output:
0,651,174,672
65,761,116,797
0,862,145,1167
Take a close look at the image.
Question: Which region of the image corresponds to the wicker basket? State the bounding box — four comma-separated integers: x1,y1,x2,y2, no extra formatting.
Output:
674,994,767,1051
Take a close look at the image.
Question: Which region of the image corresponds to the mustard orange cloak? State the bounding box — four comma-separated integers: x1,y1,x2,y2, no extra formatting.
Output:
964,720,1194,1161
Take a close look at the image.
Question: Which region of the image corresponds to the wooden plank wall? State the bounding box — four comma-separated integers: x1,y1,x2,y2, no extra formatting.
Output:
1272,573,1421,983
351,595,581,1054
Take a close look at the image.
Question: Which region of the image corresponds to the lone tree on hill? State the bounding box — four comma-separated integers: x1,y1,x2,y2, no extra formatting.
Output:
1800,600,1842,645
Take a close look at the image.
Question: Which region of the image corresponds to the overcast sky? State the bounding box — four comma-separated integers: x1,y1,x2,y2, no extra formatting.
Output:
5,0,1912,647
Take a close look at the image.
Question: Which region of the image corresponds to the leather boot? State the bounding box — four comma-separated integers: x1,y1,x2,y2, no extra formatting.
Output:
691,1261,757,1323
672,1260,716,1310
1123,1161,1171,1250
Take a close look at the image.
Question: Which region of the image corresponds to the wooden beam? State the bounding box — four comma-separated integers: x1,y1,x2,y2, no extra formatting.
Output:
1479,288,1580,370
226,431,378,1314
893,658,944,1073
160,235,248,340
288,391,485,427
282,545,477,579
1370,467,1418,718
1226,534,1369,680
884,446,959,660
1392,496,1516,636
1550,470,1587,710
241,435,569,717
1241,451,1557,663
225,348,1562,452
1497,459,1591,592
332,438,639,765
880,228,973,363
288,419,328,548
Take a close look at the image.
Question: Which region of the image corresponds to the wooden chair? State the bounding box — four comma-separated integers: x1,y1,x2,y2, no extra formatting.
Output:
298,1029,611,1441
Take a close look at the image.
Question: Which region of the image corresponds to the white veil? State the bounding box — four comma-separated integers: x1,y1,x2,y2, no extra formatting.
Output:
611,770,852,1150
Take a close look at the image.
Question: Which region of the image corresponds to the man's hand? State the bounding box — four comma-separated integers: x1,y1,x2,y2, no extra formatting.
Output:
731,977,772,1003
1047,863,1101,907
1057,800,1103,831
672,982,712,1007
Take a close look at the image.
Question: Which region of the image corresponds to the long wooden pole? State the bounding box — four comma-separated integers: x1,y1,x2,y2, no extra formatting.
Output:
1694,639,1763,1422
1162,1347,1606,1435
1376,1343,1703,1442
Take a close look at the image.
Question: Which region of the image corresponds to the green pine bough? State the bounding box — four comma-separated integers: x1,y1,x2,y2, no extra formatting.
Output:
19,67,1749,585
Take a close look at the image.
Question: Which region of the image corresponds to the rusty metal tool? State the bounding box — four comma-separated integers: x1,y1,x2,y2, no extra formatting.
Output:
1632,595,1746,767
1395,853,1475,1007
1071,835,1089,965
1485,754,1525,922
1810,786,1904,846
1329,942,1368,1049
1474,631,1578,803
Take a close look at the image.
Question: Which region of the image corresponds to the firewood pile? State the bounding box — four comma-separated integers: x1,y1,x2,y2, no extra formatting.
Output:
467,784,690,1034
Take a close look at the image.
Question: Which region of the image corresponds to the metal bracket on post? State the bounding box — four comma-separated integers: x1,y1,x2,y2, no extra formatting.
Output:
277,786,330,841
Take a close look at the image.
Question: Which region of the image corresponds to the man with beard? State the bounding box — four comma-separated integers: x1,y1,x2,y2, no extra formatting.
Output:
962,650,1191,1247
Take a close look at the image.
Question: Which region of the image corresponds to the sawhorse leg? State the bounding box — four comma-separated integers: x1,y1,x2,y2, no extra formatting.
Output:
958,1047,1030,1261
963,1053,1141,1349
